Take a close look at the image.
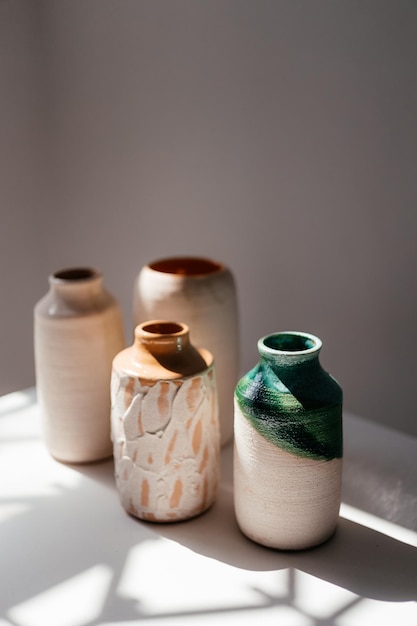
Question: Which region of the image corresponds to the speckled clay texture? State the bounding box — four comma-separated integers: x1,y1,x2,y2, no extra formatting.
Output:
234,400,342,550
111,365,220,522
233,331,343,550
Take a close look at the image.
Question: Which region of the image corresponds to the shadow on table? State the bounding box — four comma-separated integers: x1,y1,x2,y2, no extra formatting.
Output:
1,438,416,626
154,485,417,603
48,428,417,607
151,441,417,603
69,436,417,604
0,469,156,624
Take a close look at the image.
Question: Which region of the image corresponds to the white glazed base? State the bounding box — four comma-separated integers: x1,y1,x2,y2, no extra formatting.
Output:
234,402,342,550
111,367,220,522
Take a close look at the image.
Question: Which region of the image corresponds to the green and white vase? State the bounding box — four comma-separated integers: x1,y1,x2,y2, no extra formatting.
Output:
234,331,343,550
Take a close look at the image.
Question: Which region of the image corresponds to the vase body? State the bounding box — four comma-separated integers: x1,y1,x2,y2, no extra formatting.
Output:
111,320,220,522
133,257,239,447
234,331,343,550
34,267,125,463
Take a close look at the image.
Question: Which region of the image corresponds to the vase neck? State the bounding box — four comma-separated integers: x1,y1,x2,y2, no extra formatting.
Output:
258,331,322,369
135,321,191,355
255,331,340,409
48,268,106,311
133,320,208,379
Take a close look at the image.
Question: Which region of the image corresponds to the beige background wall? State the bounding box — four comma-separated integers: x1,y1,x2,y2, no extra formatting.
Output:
1,1,416,436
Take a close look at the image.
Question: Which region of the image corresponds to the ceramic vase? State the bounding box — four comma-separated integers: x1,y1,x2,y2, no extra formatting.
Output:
133,256,239,446
34,267,125,463
234,331,343,550
111,320,220,522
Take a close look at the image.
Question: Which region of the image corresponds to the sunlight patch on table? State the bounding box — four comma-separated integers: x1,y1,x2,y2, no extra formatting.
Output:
0,442,82,498
117,537,291,615
336,596,417,625
101,605,313,626
340,503,417,547
0,502,31,524
8,564,113,626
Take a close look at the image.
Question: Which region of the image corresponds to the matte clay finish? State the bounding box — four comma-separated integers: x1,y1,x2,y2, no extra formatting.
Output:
234,331,343,550
133,257,239,446
34,268,125,463
111,321,220,522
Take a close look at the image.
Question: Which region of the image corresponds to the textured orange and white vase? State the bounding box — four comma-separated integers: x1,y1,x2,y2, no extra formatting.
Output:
133,257,239,446
34,267,125,463
111,320,220,522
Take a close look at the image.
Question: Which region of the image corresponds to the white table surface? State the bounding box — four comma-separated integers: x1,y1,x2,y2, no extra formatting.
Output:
0,388,416,626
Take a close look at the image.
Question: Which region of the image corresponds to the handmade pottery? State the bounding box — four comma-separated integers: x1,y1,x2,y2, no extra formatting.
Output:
133,256,239,446
111,320,220,522
234,331,343,550
34,267,125,463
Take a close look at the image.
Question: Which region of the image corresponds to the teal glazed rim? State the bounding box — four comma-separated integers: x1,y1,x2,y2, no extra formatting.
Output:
258,331,322,365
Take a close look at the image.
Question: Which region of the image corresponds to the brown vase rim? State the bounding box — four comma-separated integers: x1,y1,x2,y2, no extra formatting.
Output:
148,257,224,277
50,267,101,282
137,320,188,337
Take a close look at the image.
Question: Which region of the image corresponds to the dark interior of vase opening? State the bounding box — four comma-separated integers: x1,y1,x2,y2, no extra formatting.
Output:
150,257,222,276
264,334,316,352
143,322,184,335
54,268,96,281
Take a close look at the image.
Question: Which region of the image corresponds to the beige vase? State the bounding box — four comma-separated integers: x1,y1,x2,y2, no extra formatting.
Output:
133,257,239,446
111,320,220,522
34,267,125,463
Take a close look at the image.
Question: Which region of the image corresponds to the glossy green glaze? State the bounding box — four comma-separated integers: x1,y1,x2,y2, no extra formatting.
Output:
235,332,343,461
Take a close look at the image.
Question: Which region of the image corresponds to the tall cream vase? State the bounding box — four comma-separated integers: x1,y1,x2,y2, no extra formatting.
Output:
34,267,125,463
133,257,239,446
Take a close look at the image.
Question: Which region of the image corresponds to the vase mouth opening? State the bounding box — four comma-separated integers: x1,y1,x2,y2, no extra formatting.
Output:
259,331,322,360
137,320,188,338
51,267,100,282
148,256,223,277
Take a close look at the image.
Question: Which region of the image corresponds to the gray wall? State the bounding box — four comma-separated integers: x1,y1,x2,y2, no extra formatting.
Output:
1,1,416,437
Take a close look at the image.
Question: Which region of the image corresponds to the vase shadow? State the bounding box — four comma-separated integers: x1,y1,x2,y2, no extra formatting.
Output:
4,394,417,626
146,441,417,603
149,482,417,602
68,430,417,605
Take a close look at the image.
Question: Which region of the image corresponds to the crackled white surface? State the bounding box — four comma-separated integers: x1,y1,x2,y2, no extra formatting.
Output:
111,367,220,521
